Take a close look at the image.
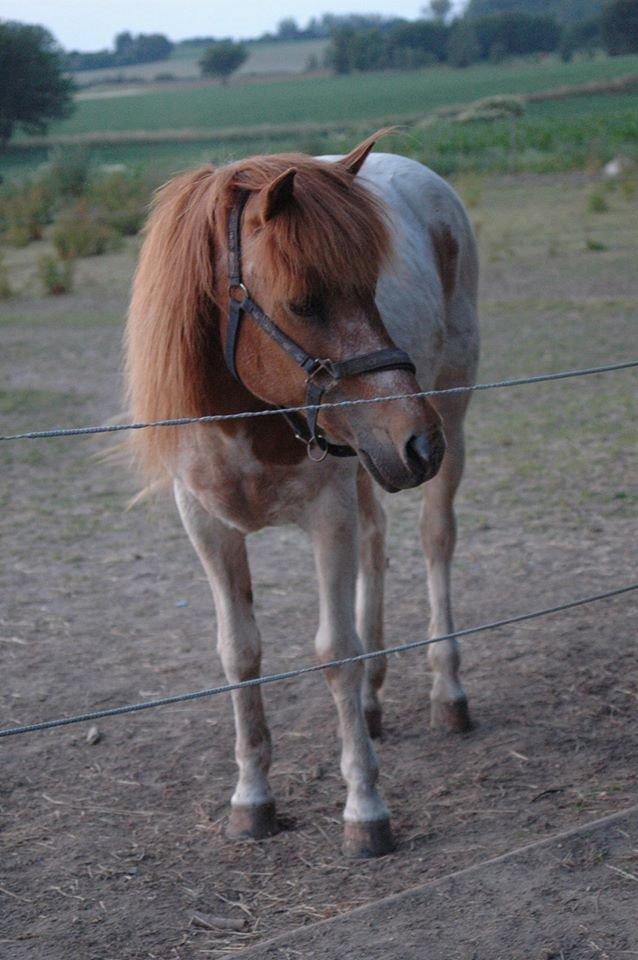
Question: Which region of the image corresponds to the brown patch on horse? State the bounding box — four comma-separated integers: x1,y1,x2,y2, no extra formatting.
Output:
126,136,391,481
429,222,459,302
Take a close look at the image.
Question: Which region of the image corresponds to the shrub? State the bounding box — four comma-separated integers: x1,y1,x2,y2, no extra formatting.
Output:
38,253,74,295
52,201,122,259
0,253,13,299
45,145,91,199
587,189,609,213
0,180,55,246
86,170,150,236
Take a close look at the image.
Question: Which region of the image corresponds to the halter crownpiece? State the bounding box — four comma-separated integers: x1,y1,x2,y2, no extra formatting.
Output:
224,188,417,460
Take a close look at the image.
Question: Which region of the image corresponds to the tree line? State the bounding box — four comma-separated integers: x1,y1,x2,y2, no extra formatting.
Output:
325,0,638,73
64,31,173,72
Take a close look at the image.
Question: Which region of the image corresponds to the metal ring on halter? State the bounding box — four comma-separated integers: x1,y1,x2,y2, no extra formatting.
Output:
306,437,330,462
230,282,249,299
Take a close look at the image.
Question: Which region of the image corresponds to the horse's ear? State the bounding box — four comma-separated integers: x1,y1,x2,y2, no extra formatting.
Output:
338,128,395,176
338,137,377,176
260,167,297,223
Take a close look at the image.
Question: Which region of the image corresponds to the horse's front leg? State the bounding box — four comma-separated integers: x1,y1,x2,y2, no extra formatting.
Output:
307,483,394,858
356,467,387,739
174,480,277,840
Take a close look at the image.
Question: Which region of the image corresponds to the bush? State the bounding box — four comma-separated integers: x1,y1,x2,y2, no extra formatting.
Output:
0,253,13,299
38,253,74,295
86,170,150,236
45,146,91,199
0,180,55,246
52,201,122,259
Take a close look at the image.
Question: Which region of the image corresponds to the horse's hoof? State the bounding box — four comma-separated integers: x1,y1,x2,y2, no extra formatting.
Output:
365,706,383,739
431,696,472,733
342,818,395,858
226,801,278,841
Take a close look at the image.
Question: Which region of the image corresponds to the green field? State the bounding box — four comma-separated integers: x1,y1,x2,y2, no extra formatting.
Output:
53,54,638,136
1,54,638,182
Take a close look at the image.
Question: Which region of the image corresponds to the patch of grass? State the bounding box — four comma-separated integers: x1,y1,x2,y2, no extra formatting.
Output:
584,235,608,251
587,189,609,213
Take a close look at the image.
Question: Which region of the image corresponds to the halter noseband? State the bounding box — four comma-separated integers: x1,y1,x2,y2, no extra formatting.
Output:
224,188,417,461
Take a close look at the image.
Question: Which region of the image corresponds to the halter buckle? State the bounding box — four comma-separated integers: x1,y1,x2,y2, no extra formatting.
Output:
305,358,337,385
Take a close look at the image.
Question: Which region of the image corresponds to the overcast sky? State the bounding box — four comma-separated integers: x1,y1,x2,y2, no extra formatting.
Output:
1,0,465,50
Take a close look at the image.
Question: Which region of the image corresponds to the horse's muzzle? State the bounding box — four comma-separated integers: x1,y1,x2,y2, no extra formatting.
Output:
358,427,446,493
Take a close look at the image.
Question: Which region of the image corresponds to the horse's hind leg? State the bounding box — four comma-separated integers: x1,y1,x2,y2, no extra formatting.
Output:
420,394,472,733
174,480,277,839
356,467,387,739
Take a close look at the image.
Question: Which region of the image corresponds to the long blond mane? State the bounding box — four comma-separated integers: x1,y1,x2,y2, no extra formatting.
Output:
125,138,390,479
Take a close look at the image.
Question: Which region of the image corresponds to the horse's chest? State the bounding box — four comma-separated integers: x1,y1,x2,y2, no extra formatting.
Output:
178,432,322,532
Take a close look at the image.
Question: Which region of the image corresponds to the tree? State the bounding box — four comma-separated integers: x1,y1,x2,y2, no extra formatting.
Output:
602,0,638,55
447,20,481,66
0,21,74,148
277,18,300,40
464,0,605,25
325,27,356,73
472,12,561,58
199,41,248,83
422,0,453,22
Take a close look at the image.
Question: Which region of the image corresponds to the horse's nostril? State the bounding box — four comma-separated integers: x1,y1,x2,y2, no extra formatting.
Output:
405,431,444,480
406,433,432,470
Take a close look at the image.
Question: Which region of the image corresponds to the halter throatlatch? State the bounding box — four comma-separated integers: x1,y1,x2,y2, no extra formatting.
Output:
224,188,417,460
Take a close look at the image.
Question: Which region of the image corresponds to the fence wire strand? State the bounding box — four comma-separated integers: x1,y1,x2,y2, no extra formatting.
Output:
1,359,636,442
1,582,635,740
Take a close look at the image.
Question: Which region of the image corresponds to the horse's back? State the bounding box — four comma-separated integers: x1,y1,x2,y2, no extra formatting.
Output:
321,152,479,385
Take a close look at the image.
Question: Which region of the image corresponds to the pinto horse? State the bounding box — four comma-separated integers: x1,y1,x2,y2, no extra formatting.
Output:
126,132,479,857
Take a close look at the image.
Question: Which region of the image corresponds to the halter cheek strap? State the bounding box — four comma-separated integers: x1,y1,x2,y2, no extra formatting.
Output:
224,188,417,460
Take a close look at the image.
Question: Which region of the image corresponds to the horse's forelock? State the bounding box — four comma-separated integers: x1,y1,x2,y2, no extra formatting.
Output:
223,155,391,301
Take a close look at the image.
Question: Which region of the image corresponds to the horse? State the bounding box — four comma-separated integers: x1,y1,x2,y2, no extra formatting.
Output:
126,131,479,858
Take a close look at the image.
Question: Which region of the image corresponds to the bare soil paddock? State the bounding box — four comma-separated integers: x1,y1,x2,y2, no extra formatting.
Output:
1,175,637,959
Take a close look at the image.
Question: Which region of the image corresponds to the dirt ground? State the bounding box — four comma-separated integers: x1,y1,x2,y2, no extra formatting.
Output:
236,807,638,960
1,175,637,960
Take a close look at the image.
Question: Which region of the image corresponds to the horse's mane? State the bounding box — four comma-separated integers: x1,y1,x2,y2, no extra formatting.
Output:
125,136,390,479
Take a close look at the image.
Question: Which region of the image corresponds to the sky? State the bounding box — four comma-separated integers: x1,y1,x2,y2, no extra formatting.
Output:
0,0,465,50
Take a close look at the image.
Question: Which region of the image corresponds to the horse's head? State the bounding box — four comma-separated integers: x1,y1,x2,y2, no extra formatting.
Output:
215,137,445,493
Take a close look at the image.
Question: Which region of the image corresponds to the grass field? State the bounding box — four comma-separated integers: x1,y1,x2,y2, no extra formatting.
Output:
52,54,638,136
2,53,637,183
70,38,328,86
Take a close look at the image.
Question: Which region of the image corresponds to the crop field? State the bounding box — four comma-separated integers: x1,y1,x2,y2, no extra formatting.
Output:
1,174,637,958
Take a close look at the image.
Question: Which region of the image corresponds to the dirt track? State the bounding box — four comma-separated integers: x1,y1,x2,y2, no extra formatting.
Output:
1,175,637,958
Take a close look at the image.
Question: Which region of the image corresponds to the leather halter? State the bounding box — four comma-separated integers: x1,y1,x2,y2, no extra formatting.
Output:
224,188,417,461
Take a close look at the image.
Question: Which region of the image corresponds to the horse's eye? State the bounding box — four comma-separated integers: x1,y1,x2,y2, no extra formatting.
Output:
289,296,321,319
